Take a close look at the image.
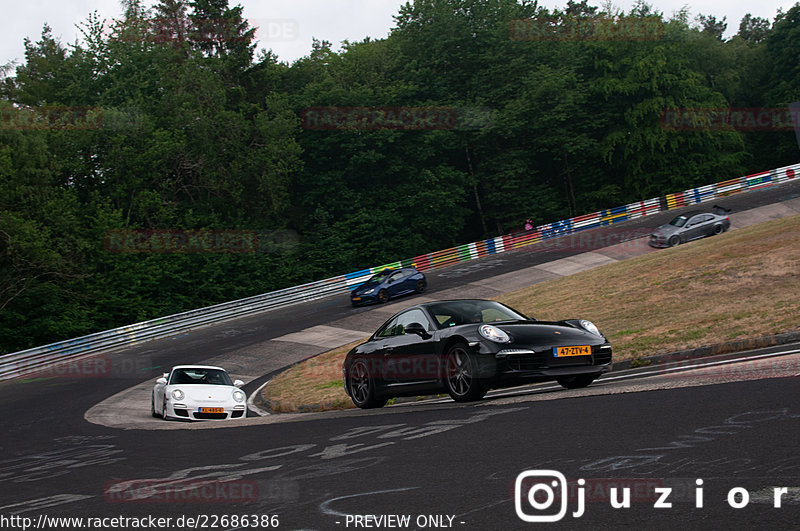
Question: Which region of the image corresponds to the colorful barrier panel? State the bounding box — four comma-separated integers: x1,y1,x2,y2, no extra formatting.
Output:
348,161,800,286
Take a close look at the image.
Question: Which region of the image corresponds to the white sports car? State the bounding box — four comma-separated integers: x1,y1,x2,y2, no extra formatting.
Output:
152,365,247,420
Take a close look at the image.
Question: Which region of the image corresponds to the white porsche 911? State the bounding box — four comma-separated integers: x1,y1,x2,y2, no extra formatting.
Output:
152,365,247,420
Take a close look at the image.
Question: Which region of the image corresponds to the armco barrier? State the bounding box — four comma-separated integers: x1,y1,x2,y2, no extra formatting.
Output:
0,276,350,380
1,162,798,380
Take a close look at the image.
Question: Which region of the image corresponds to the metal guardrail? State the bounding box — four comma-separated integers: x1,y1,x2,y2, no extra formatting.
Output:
0,276,350,380
1,162,798,380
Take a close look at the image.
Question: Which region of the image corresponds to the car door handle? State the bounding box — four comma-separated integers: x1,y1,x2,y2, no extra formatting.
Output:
383,347,395,355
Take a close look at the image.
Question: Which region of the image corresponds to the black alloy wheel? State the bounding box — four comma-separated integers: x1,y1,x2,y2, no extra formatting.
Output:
444,343,487,402
347,358,387,409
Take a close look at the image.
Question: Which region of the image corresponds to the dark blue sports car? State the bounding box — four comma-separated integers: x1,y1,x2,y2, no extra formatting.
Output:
350,268,427,306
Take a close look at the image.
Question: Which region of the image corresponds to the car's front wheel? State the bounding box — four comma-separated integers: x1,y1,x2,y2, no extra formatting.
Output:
151,394,160,418
668,235,680,247
444,343,487,402
556,374,596,389
347,358,387,409
377,289,389,303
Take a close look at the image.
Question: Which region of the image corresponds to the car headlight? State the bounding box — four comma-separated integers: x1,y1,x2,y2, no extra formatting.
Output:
479,324,510,343
171,389,184,400
363,288,374,294
579,320,602,336
233,390,246,403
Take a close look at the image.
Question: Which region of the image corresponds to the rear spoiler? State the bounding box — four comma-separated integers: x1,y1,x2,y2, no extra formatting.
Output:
713,204,732,215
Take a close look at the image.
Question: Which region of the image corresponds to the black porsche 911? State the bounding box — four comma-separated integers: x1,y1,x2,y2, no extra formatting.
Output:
342,299,612,408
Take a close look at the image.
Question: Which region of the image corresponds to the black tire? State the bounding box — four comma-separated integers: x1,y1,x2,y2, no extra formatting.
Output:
443,343,487,402
556,374,596,389
377,289,389,303
713,224,724,235
415,280,426,293
161,399,169,421
151,394,160,418
347,359,387,409
668,235,680,247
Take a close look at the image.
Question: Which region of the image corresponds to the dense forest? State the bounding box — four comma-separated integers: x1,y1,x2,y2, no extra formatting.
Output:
1,0,799,353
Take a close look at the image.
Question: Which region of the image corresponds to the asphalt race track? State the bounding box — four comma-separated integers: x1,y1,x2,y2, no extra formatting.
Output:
1,180,799,530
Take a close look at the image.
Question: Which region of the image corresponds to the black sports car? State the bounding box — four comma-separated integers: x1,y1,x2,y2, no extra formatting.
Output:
342,299,612,408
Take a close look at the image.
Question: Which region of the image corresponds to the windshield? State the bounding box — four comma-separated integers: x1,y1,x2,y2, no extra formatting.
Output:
169,368,233,386
426,300,527,328
365,271,393,284
669,216,688,228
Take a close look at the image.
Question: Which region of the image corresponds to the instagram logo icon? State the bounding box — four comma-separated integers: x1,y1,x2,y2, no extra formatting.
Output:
515,470,583,522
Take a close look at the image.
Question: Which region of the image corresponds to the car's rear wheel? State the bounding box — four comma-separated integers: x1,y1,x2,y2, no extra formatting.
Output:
415,280,426,293
668,235,680,247
556,374,596,389
713,224,724,235
378,289,389,303
444,343,487,402
347,358,387,409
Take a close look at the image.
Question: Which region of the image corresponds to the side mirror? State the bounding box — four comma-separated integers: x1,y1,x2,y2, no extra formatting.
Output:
156,377,167,385
233,379,244,388
404,322,431,339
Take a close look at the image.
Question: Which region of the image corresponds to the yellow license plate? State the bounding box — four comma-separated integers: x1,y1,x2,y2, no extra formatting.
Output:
199,407,224,414
554,345,591,357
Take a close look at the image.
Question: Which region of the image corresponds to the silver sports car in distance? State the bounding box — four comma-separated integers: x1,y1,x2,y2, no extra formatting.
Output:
649,205,731,248
152,365,247,420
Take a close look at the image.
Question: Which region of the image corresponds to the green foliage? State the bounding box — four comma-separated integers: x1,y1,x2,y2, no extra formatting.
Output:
1,0,798,353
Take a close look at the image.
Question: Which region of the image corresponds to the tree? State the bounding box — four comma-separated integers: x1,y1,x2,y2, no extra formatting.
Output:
738,13,770,44
696,14,727,40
